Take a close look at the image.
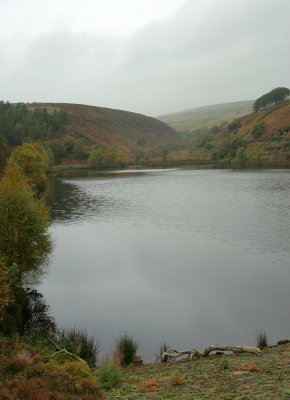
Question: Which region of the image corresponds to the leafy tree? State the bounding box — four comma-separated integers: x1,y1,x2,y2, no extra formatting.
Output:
0,101,69,146
45,141,67,163
73,139,87,160
253,87,290,112
88,145,105,168
235,146,249,166
10,143,50,196
21,289,56,336
0,160,52,282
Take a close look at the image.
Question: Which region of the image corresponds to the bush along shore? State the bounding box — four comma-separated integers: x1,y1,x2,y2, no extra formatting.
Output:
0,332,289,399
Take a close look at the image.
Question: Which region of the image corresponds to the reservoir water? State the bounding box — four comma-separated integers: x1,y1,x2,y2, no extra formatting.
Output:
41,168,290,361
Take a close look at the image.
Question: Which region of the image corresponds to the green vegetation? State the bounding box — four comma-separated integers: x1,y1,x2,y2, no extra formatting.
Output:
0,100,185,168
233,146,249,166
0,101,68,147
251,122,267,139
0,161,51,280
190,100,290,166
98,359,122,390
115,334,138,366
88,145,127,168
221,355,230,370
256,331,268,350
10,143,50,196
0,145,52,335
253,87,290,112
105,343,290,399
0,337,102,399
57,328,100,368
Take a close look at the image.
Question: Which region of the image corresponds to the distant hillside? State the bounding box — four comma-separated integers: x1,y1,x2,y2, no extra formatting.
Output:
158,100,254,132
0,102,186,166
34,103,188,165
191,101,290,166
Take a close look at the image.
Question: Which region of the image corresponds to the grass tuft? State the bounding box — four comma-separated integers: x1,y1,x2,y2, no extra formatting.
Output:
97,359,122,390
115,334,138,366
57,328,100,368
256,331,268,349
155,341,170,362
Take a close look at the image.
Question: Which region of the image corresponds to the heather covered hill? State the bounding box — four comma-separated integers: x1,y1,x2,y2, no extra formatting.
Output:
0,101,186,166
31,103,186,163
190,101,290,165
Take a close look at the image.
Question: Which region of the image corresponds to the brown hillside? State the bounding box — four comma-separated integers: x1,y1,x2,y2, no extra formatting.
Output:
30,103,186,160
234,102,290,141
191,101,290,165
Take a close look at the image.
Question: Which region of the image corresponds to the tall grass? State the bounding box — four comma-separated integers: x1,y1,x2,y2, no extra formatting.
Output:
97,358,122,390
115,334,138,366
57,328,100,368
256,331,268,349
155,342,170,362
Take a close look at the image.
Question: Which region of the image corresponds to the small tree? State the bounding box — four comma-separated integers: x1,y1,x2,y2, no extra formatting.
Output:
88,145,105,168
115,334,138,366
235,146,249,166
10,143,50,196
0,160,52,282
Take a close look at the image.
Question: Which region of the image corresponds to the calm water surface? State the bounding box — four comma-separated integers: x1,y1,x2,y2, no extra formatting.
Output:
41,168,290,360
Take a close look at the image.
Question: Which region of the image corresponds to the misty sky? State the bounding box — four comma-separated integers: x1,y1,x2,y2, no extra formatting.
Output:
1,0,289,116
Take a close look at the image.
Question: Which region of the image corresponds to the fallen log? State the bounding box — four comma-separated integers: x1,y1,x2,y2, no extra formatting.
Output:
203,345,261,357
48,337,89,366
162,348,201,362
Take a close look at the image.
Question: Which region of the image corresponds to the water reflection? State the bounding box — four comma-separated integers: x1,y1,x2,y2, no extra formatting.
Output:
42,168,290,361
47,175,109,224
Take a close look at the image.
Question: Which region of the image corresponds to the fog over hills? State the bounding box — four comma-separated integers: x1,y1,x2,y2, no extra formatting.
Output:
158,100,254,131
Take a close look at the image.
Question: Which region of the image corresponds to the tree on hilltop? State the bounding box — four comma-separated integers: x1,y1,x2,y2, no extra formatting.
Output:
253,87,290,112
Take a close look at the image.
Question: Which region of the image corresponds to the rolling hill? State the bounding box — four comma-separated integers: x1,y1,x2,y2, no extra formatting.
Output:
158,100,254,132
190,101,290,166
31,103,186,163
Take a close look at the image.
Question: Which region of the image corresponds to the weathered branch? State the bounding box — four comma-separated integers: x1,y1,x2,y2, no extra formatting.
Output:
48,337,89,366
162,348,201,362
203,345,261,357
162,344,261,362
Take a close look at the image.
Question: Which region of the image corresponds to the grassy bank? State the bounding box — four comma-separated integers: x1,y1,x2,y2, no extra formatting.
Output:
0,337,289,399
105,343,290,399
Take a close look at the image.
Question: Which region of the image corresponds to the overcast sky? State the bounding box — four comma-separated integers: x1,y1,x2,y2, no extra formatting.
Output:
0,0,289,116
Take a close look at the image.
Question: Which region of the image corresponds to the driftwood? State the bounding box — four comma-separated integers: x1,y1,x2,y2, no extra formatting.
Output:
48,337,89,366
162,344,261,362
162,348,201,362
203,345,261,357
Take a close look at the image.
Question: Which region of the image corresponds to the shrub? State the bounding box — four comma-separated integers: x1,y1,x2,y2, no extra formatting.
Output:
44,360,92,393
221,356,229,370
155,342,170,362
57,328,100,368
3,350,38,377
115,334,138,366
97,359,122,390
256,331,268,349
251,122,267,139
